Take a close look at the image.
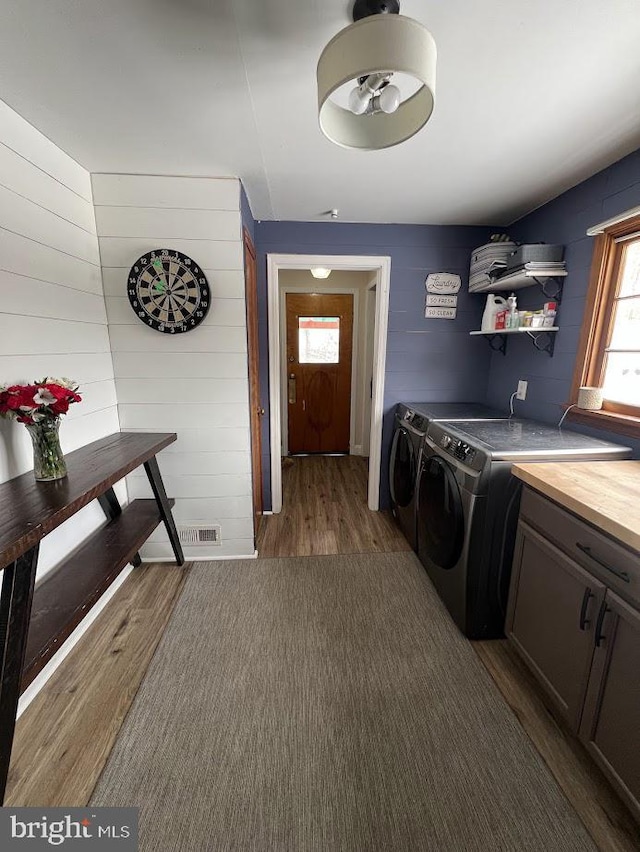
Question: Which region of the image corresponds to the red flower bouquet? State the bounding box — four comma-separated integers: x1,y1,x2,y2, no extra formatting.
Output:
0,378,81,424
0,378,82,481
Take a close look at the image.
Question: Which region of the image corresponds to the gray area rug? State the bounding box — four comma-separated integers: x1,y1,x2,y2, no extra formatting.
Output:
91,553,595,851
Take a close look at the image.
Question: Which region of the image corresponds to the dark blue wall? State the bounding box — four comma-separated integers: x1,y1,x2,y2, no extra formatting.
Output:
253,221,494,510
484,147,640,456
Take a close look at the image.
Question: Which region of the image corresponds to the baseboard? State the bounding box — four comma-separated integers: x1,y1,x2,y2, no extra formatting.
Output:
351,444,364,456
144,551,258,562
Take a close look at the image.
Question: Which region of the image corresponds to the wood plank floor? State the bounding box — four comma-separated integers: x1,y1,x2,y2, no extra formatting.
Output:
5,562,187,807
257,455,410,557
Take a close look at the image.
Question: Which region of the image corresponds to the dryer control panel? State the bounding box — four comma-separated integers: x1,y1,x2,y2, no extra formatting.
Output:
427,424,488,473
440,434,476,464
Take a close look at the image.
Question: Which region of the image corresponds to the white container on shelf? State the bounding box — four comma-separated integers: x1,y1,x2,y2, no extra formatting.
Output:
481,295,507,331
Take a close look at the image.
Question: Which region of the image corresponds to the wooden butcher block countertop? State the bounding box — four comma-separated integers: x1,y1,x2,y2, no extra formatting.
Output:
512,460,640,554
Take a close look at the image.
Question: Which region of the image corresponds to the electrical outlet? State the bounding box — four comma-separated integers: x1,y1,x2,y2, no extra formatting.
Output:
516,380,528,401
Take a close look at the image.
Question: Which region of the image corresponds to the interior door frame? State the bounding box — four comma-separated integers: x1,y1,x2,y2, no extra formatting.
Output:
280,286,360,457
267,254,391,512
243,227,263,541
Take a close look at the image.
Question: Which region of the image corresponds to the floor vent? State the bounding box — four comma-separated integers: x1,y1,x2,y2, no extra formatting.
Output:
177,525,221,546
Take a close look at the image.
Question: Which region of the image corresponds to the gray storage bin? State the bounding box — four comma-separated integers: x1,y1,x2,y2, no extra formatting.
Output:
506,244,564,269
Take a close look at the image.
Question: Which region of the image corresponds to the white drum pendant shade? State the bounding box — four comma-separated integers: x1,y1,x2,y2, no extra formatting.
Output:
317,15,436,150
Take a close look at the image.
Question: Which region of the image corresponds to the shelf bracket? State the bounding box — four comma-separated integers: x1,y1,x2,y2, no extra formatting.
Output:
484,334,508,356
525,329,556,357
531,276,564,304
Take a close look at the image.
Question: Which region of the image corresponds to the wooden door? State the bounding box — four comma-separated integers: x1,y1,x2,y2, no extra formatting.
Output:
506,521,605,730
243,229,263,536
286,293,353,454
579,590,640,820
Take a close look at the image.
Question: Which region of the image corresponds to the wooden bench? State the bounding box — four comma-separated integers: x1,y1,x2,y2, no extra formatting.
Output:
0,432,184,801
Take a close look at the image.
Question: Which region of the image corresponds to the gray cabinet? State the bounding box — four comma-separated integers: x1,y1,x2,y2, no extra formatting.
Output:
506,522,605,730
579,591,640,821
506,486,640,822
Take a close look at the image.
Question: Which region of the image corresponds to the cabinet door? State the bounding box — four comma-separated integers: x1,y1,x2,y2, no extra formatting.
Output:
506,521,605,730
579,591,640,821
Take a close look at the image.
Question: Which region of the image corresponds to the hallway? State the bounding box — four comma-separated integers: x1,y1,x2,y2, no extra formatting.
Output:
257,455,410,557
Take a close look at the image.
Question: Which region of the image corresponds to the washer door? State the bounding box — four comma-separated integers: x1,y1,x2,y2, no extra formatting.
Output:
390,426,416,509
417,453,465,570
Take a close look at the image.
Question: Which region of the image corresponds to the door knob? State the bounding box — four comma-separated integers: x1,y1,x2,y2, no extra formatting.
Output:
258,407,265,416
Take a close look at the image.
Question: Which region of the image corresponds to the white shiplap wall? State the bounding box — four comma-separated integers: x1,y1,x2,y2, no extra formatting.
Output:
92,174,254,559
0,99,121,579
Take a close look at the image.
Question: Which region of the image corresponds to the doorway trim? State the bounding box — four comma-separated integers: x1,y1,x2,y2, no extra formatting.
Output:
267,253,391,513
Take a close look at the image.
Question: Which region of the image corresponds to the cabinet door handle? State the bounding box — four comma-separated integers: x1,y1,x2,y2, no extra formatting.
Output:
575,542,630,583
594,600,611,648
579,587,594,630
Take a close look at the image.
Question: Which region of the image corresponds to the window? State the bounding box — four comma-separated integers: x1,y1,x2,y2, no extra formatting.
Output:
570,213,640,436
602,239,640,406
298,316,340,363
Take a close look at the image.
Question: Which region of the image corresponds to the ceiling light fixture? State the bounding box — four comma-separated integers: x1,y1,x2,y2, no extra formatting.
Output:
317,0,436,150
310,267,332,279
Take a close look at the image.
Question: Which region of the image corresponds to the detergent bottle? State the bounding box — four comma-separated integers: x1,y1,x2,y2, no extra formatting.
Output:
481,295,507,332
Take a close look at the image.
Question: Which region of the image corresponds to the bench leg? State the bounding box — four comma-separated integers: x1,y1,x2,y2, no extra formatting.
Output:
0,545,39,803
98,488,142,567
144,457,185,566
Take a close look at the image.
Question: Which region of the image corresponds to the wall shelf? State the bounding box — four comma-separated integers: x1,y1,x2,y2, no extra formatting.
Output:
469,269,567,302
470,327,559,357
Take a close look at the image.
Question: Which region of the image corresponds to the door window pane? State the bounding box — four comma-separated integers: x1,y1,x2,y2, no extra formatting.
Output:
298,316,340,363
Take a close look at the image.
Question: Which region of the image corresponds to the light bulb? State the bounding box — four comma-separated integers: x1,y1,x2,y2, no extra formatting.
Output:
348,86,370,116
375,84,401,114
310,267,332,279
348,72,392,116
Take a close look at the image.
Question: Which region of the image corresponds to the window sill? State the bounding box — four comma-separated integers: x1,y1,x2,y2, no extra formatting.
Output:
565,406,640,440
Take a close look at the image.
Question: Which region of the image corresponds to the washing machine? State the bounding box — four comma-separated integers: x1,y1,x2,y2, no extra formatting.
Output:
417,418,632,638
389,402,507,550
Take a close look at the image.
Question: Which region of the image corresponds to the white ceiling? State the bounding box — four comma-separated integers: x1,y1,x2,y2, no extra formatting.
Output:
1,0,640,225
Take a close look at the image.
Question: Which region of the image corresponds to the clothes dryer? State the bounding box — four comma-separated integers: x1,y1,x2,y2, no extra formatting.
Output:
416,418,632,638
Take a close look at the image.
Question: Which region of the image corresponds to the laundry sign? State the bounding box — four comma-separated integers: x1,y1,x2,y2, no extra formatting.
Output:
425,273,461,294
426,294,458,307
425,305,457,320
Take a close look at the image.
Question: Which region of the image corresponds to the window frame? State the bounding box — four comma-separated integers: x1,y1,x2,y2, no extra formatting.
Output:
568,213,640,439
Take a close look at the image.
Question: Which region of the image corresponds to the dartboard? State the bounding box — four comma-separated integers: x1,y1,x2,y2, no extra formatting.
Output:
127,249,210,334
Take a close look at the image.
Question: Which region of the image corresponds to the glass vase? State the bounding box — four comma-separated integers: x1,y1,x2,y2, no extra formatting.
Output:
25,418,67,481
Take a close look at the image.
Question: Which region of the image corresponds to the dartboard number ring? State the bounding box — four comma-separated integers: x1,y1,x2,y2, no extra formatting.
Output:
127,248,210,333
